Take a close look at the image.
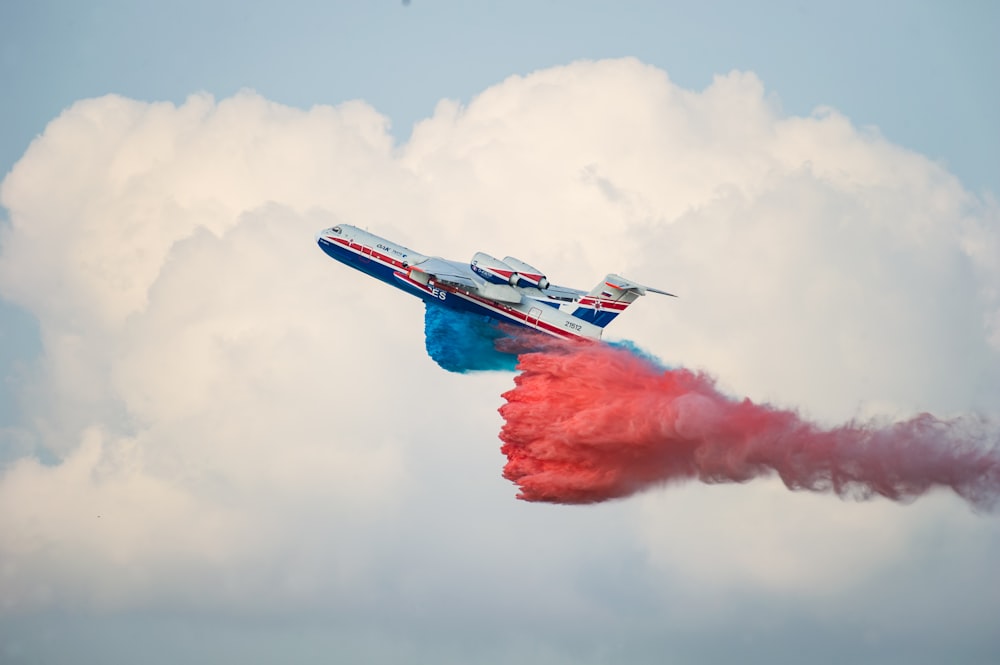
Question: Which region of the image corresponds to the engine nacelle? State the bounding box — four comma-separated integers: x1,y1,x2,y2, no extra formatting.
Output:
471,252,517,285
503,256,549,290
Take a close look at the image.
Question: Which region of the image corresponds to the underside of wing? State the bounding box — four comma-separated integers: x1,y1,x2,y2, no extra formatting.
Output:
409,257,523,304
408,257,479,289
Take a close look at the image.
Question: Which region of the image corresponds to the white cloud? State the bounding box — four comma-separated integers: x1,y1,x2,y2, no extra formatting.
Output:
0,58,998,660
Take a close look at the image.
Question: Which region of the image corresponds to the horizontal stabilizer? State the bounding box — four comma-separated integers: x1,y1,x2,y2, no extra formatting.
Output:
569,273,674,328
604,274,677,297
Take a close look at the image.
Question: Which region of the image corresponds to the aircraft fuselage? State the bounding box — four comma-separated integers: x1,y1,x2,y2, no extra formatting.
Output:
315,225,602,340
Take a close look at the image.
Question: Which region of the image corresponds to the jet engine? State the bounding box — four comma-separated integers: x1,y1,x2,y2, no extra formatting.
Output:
471,252,518,285
471,252,550,289
503,256,549,289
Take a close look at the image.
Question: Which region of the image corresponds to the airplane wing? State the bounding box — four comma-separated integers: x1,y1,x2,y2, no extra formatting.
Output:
407,257,479,289
407,257,523,304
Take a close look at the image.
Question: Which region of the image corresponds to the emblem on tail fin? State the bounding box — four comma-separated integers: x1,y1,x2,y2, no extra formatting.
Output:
570,274,677,328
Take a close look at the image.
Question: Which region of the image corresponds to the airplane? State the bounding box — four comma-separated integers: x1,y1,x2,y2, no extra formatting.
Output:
315,224,675,341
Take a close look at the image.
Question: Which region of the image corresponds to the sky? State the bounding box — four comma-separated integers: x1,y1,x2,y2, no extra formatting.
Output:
1,1,999,664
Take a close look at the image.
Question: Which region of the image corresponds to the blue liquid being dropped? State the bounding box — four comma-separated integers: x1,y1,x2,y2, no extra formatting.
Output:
423,303,520,373
422,303,667,373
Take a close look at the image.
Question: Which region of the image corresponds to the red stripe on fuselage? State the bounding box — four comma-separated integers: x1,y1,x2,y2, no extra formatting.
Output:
442,286,578,340
328,236,408,271
577,296,629,311
392,271,435,296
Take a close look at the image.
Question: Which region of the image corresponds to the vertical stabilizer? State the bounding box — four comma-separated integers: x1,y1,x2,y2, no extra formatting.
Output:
568,274,644,328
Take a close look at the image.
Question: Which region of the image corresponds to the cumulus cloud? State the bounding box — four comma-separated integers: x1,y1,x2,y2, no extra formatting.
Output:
0,58,998,659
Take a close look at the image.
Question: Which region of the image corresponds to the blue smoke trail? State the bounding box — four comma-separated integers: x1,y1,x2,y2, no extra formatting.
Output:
423,303,520,373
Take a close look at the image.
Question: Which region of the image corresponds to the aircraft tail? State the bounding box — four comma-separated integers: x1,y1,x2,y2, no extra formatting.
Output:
569,274,675,328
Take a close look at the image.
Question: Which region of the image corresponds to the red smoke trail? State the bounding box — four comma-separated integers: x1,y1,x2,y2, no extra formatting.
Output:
499,338,1000,509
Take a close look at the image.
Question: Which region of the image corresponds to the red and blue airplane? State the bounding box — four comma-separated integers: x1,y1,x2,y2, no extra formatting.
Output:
316,224,674,340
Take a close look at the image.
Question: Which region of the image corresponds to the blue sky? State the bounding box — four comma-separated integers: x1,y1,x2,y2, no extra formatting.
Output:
3,1,998,190
1,2,999,664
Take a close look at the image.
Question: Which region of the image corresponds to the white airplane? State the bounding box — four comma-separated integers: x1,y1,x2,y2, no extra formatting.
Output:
316,224,675,340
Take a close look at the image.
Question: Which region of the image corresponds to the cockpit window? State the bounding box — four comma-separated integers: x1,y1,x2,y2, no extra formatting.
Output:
331,226,342,234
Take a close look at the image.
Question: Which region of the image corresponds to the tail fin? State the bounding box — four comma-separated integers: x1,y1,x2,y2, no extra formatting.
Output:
569,274,676,328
